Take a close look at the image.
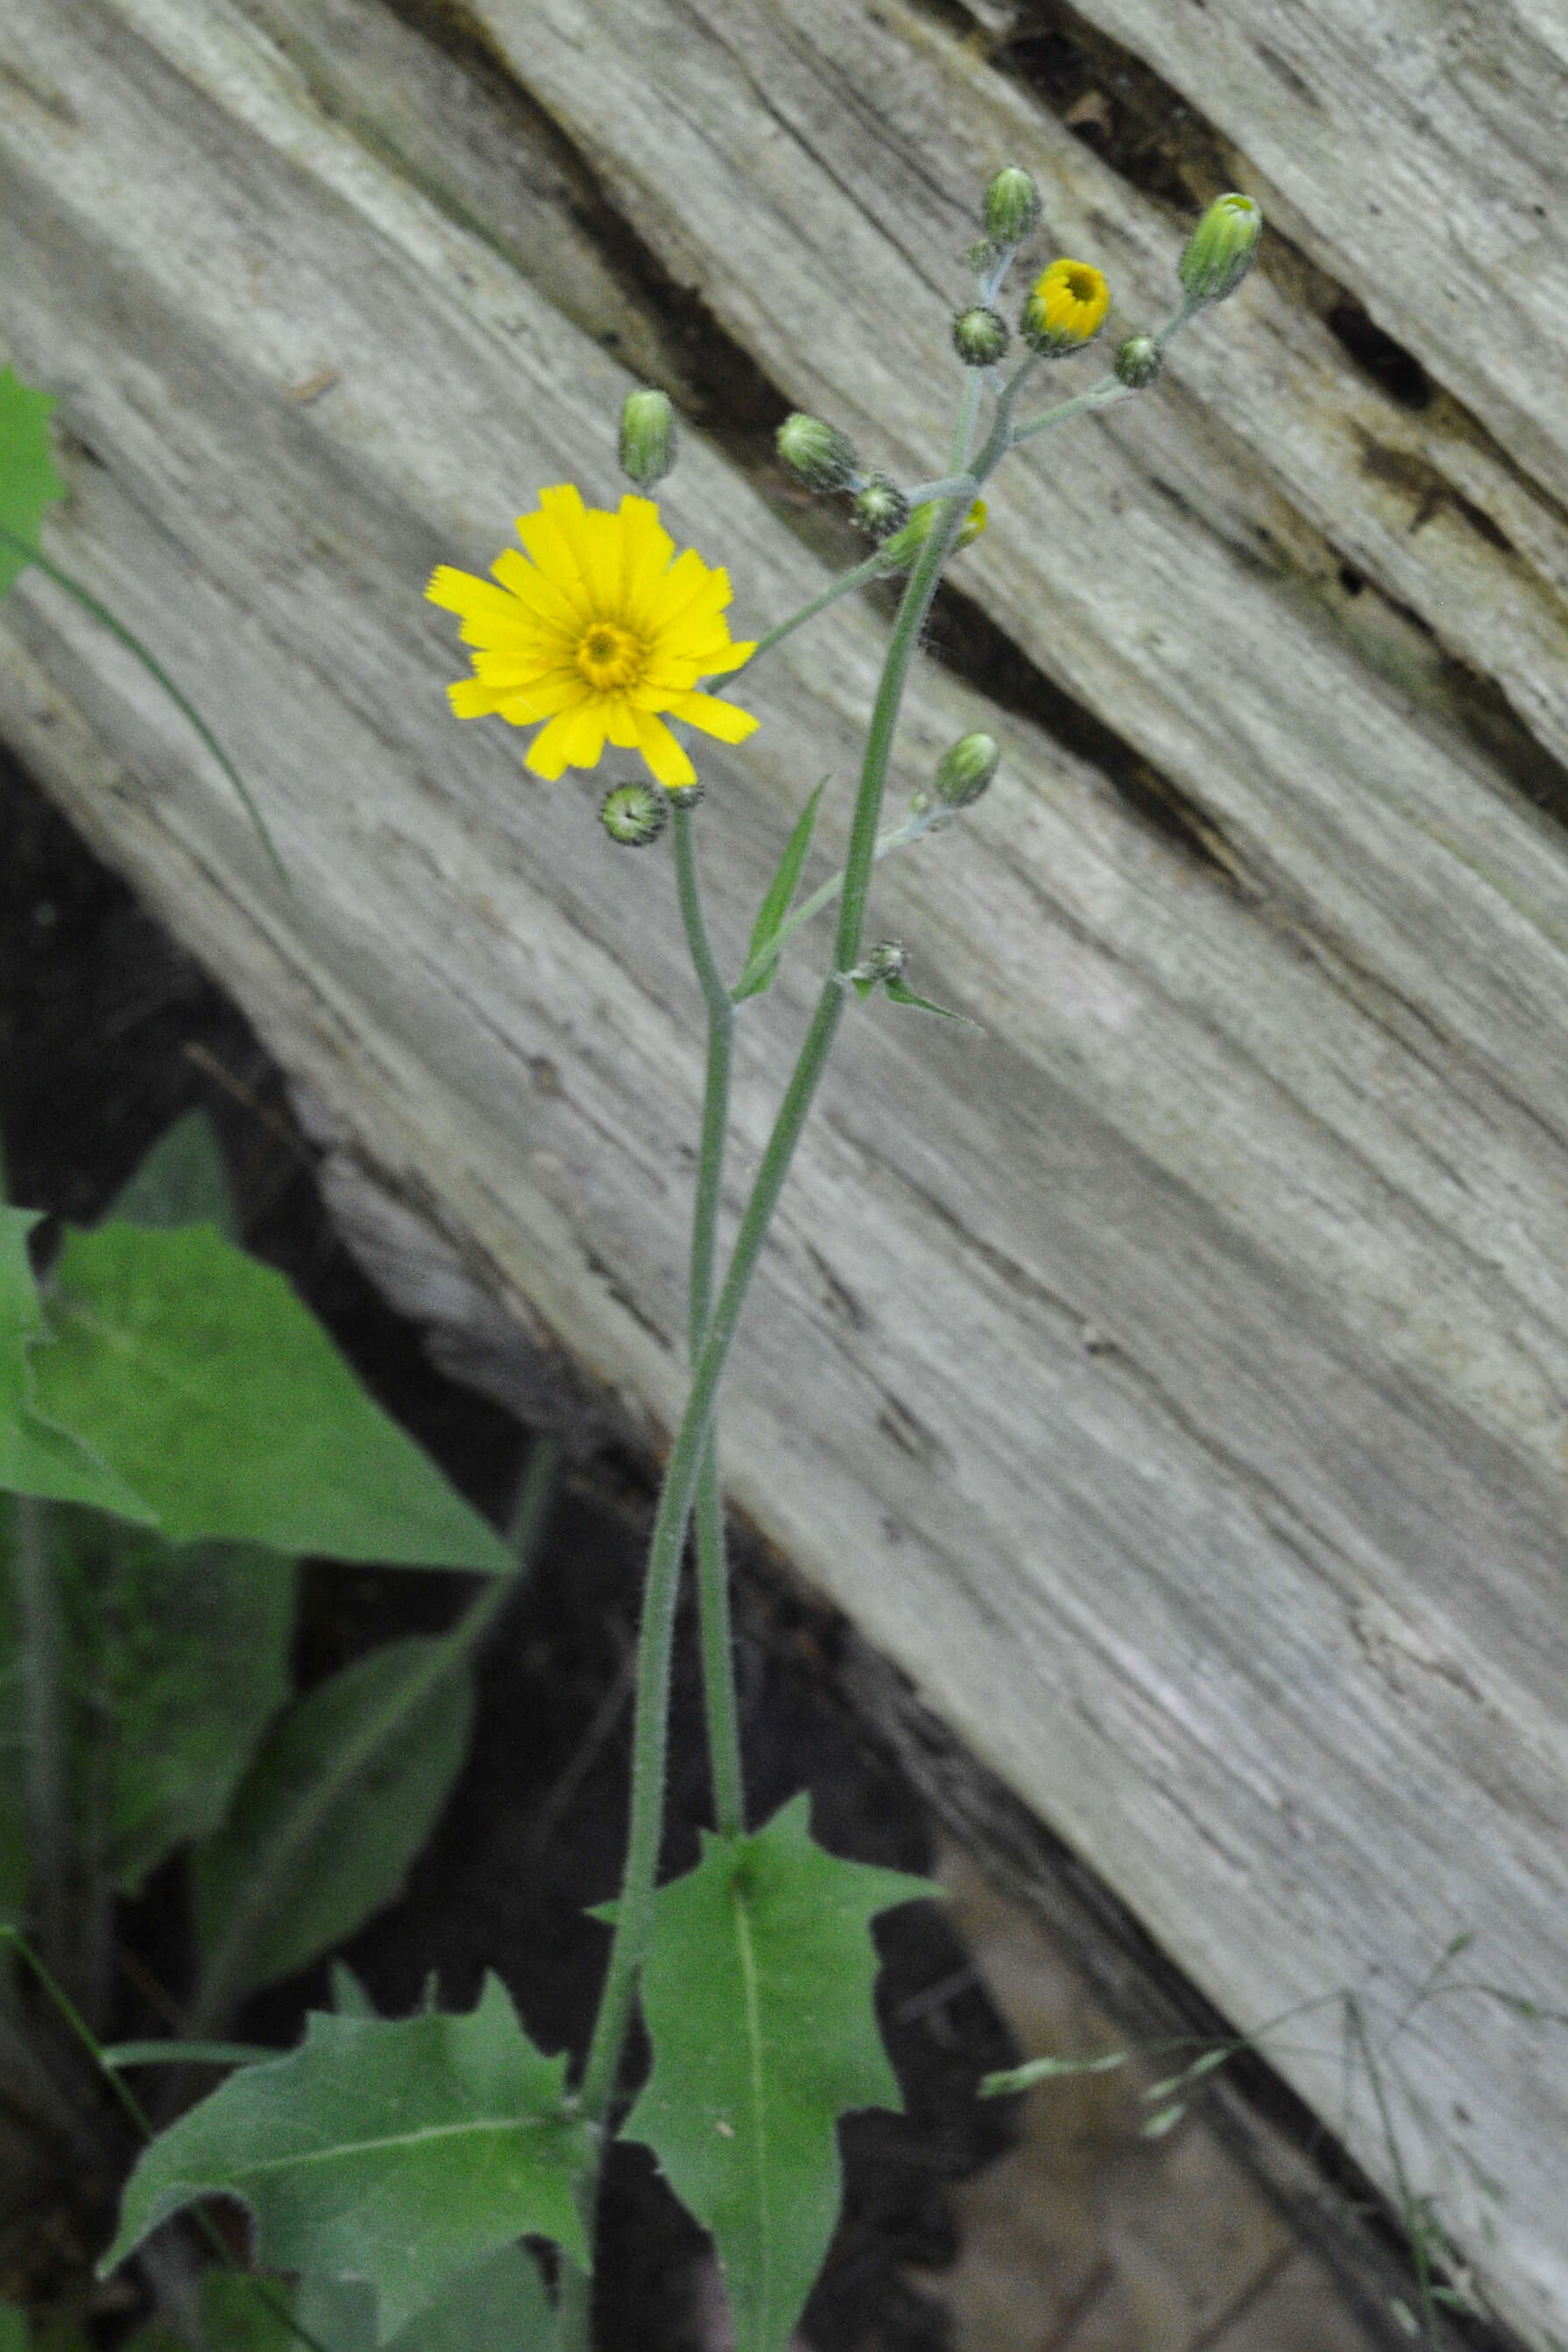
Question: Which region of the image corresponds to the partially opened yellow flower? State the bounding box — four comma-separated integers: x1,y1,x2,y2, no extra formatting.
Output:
427,485,758,789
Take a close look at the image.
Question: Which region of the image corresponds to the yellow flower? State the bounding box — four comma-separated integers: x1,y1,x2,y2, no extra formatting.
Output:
426,484,758,789
1021,258,1111,354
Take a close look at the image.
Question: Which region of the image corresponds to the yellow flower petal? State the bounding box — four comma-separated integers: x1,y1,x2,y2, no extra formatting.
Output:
430,484,755,785
664,689,759,745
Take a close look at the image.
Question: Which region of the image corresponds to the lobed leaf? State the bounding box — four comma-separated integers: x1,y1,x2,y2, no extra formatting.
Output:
29,1220,510,1569
621,1793,934,2352
104,1977,590,2341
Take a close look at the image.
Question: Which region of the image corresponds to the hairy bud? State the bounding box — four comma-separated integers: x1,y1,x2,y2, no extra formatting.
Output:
1178,193,1262,306
1113,333,1162,390
600,781,668,846
618,387,676,488
863,938,908,982
777,412,859,492
1020,258,1111,355
983,166,1042,246
952,306,1010,368
933,731,1000,810
852,473,911,542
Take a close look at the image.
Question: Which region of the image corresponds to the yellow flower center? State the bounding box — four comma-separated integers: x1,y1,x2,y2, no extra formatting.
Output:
575,621,646,692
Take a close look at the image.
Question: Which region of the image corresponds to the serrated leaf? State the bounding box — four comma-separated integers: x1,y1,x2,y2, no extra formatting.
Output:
0,1208,152,1516
330,1959,378,2017
621,1793,934,2352
191,1636,473,2005
103,1976,590,2341
733,782,824,1001
29,1221,509,1568
881,975,981,1028
106,1111,239,1240
0,365,66,597
48,1507,295,1894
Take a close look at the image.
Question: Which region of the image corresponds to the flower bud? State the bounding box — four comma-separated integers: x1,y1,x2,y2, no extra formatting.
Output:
952,305,1010,368
964,237,1000,277
880,496,988,569
1113,333,1162,390
933,731,1000,809
600,781,668,846
777,412,859,492
1177,193,1261,306
667,780,705,810
618,387,676,488
1020,258,1111,354
852,472,910,542
983,166,1042,246
864,938,907,982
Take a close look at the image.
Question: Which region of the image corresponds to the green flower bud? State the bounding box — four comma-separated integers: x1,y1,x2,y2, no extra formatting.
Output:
667,780,705,810
983,166,1042,246
864,938,907,982
933,731,1000,809
1113,333,1162,390
600,781,668,846
952,305,1010,368
853,472,910,542
1178,193,1262,306
777,411,859,492
880,496,988,569
618,387,676,488
964,237,1000,277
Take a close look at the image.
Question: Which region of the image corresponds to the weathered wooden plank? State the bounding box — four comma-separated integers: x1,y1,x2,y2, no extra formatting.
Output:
1025,0,1568,510
2,0,1566,2338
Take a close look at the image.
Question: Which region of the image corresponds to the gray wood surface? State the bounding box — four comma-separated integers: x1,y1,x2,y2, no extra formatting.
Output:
2,0,1564,2337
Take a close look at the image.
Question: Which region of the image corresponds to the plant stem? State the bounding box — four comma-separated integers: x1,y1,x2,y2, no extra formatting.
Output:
13,1495,72,1981
730,808,936,1001
671,809,745,1839
184,1437,558,2038
725,544,893,682
557,454,977,2352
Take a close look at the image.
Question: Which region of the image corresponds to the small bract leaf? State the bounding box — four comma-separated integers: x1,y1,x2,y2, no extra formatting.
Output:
734,781,824,1000
103,1977,590,2341
621,1793,935,2352
30,1222,510,1568
978,2050,1129,2095
881,974,982,1028
0,365,66,597
191,1635,474,2004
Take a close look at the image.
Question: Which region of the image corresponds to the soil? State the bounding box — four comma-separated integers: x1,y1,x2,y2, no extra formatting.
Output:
0,738,1020,2348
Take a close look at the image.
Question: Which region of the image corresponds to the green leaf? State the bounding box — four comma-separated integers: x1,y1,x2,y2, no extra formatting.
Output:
0,365,66,597
50,1508,295,1894
29,1221,510,1568
880,974,982,1028
330,1959,378,2017
106,1112,239,1240
387,2243,554,2352
190,1636,473,2003
0,1208,152,1516
104,1977,591,2341
0,2302,25,2352
733,782,824,1000
620,1794,934,2352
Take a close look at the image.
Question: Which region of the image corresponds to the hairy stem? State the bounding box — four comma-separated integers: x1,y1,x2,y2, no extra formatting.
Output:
558,449,978,2352
672,809,745,1838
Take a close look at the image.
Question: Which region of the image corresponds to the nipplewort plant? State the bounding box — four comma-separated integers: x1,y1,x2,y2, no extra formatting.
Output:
89,180,1264,2351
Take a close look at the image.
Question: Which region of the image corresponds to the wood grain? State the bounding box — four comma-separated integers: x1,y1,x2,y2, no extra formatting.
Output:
2,0,1565,2336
